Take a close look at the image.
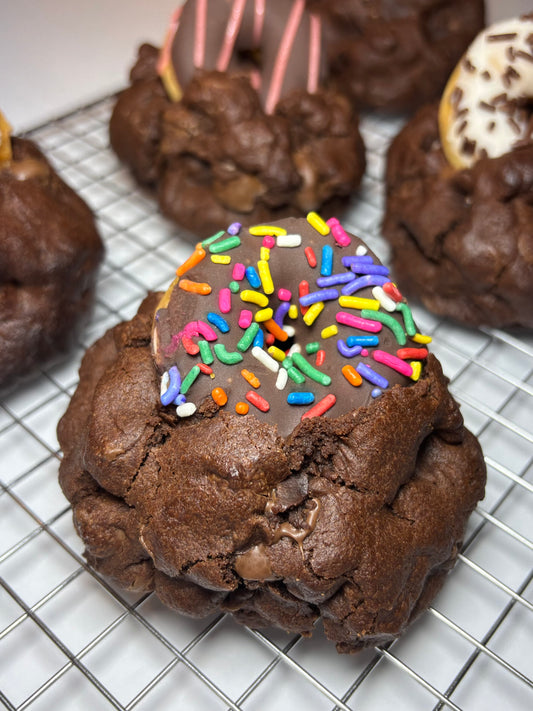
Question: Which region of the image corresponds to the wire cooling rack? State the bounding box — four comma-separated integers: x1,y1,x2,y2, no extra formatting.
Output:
0,96,532,711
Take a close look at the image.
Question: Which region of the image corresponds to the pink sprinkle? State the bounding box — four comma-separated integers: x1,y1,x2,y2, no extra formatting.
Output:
327,217,351,247
361,348,369,357
336,312,382,333
372,350,413,377
239,309,253,328
262,235,275,248
232,263,246,280
278,288,292,301
219,288,232,314
183,320,218,342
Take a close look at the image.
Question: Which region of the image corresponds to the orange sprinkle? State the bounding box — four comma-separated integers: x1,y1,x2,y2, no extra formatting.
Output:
241,369,261,388
342,364,362,387
176,243,206,276
211,387,228,406
235,401,249,415
263,319,289,342
178,279,212,295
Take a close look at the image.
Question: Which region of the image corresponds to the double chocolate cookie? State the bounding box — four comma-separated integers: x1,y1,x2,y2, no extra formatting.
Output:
0,131,104,390
110,1,366,238
58,216,485,652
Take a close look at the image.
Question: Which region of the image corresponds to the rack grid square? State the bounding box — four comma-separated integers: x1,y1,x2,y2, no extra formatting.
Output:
1,96,532,711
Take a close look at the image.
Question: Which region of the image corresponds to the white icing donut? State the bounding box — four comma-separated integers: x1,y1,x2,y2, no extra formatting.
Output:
438,16,533,169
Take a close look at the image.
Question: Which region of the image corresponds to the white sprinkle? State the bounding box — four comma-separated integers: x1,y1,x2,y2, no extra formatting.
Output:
283,324,296,338
288,343,302,356
275,368,288,390
160,371,170,397
277,233,302,248
176,402,197,417
251,346,279,372
356,244,368,256
372,285,397,312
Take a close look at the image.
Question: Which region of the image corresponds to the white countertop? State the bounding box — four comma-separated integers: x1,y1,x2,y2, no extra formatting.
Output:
0,0,530,133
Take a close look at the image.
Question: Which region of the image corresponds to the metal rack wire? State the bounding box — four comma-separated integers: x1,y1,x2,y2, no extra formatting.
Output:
1,96,532,711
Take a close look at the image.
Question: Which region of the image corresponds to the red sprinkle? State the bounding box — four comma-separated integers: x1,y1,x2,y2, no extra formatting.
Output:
299,280,310,315
383,281,403,302
246,390,270,412
316,349,326,367
198,363,213,374
397,347,428,360
182,335,200,355
304,246,317,268
265,333,275,346
301,394,336,420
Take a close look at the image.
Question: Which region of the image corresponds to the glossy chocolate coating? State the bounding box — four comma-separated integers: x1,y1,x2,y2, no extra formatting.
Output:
153,217,426,437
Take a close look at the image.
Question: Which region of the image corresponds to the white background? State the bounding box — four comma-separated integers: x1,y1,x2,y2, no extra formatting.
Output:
0,0,530,132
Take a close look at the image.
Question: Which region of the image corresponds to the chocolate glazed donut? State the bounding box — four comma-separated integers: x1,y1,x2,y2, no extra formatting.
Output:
159,0,325,114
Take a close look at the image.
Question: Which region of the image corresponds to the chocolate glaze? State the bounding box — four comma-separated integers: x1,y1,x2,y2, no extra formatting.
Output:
153,217,427,437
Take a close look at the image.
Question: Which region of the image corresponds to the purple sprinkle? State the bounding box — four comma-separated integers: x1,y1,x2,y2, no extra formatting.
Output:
342,255,374,267
350,263,390,277
356,363,389,389
227,222,242,235
337,340,363,358
161,365,181,406
316,272,355,287
341,275,389,296
300,288,339,306
174,394,187,406
371,388,382,398
274,301,291,328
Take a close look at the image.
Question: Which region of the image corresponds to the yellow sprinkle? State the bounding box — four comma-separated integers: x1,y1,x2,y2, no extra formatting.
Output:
338,296,379,310
260,246,270,261
257,260,274,294
210,254,231,264
321,325,338,339
241,289,269,307
306,211,330,236
410,361,422,381
288,304,298,319
412,333,433,344
303,301,324,326
267,346,286,362
249,225,287,236
255,307,274,322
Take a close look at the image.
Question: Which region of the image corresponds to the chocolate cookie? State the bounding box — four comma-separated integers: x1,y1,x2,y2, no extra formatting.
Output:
383,105,533,329
109,1,366,239
0,132,104,391
58,216,486,652
309,0,485,112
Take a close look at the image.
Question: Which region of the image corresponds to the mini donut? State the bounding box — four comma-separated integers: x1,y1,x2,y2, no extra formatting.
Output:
58,215,486,652
307,0,485,112
109,3,365,238
0,116,104,390
158,0,325,115
439,16,533,169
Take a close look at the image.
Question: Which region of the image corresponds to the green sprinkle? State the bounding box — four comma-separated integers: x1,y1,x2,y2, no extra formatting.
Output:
201,230,225,247
286,366,306,384
396,302,417,336
198,340,214,364
282,356,294,370
237,323,260,352
180,365,201,395
214,343,243,365
291,352,331,386
361,309,406,345
229,280,240,293
305,341,320,355
209,235,241,254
